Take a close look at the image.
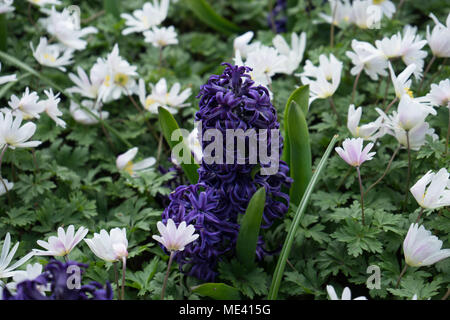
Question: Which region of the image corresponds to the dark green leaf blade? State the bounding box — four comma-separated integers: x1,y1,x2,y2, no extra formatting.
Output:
236,187,266,269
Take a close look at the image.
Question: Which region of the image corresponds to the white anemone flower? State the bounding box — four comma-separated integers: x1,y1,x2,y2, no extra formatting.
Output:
121,0,169,35
30,37,74,72
116,147,156,177
27,0,61,7
388,62,416,99
0,62,16,85
426,79,450,107
326,285,367,300
370,0,396,19
426,13,450,58
0,0,14,14
144,26,178,48
0,178,13,196
96,44,138,103
6,87,44,119
7,263,49,294
0,112,41,149
38,88,66,128
335,137,375,167
394,94,436,131
67,66,102,100
347,104,384,140
346,40,388,80
70,100,109,125
33,225,89,257
400,26,428,79
272,32,306,75
377,110,438,150
84,228,128,262
233,31,261,58
171,126,203,166
235,45,288,86
300,54,343,104
139,78,191,114
351,0,382,29
319,0,353,27
0,233,34,280
152,219,199,252
40,6,98,51
410,168,450,209
403,223,450,267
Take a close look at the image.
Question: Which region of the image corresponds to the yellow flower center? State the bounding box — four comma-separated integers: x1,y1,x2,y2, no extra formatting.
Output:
373,0,385,4
104,75,111,87
404,87,414,98
43,53,56,63
145,97,156,108
114,73,129,86
124,161,134,175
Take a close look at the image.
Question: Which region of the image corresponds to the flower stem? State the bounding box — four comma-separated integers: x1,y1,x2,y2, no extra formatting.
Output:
404,130,411,209
356,166,365,226
396,264,408,288
329,1,338,48
161,251,174,300
364,145,401,196
351,70,362,104
328,97,341,126
446,104,450,156
121,257,126,300
415,207,425,223
384,96,398,113
418,55,436,93
113,262,120,300
125,89,160,142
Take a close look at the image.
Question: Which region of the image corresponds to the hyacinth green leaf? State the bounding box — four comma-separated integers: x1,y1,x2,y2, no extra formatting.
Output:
0,15,6,52
192,283,241,300
282,85,309,165
103,0,121,19
185,0,243,35
268,134,339,300
236,187,266,269
281,85,311,205
287,102,312,206
0,50,132,148
158,106,199,184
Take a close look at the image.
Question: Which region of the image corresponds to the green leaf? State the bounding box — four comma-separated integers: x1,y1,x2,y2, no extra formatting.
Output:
236,187,266,269
191,283,241,300
267,134,339,300
0,14,6,52
158,106,199,184
287,100,312,205
103,0,121,19
282,85,310,166
185,0,243,35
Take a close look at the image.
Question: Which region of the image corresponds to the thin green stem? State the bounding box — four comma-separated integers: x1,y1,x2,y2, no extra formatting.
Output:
442,288,450,300
384,97,398,113
328,97,341,126
418,55,436,93
329,1,338,48
415,207,425,223
351,70,362,105
356,166,365,226
161,251,175,300
396,264,408,288
404,130,411,208
121,257,126,300
446,104,450,156
364,145,401,196
113,262,120,300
